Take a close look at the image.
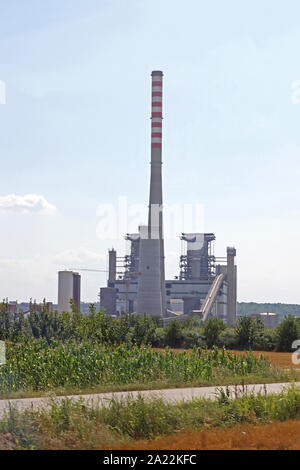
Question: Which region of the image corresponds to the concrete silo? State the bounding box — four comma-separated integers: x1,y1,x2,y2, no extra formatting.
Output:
58,270,81,313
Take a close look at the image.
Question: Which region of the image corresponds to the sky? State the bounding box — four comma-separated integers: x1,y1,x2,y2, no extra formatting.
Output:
0,0,300,303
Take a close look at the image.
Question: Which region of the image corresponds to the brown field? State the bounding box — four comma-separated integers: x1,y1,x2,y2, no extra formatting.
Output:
232,351,296,370
154,348,297,371
113,420,300,450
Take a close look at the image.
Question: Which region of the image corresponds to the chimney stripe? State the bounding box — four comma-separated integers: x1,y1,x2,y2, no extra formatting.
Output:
152,132,162,138
151,71,163,135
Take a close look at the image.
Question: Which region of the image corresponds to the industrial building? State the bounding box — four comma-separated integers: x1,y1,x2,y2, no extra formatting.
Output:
58,270,81,313
100,71,237,325
251,312,279,329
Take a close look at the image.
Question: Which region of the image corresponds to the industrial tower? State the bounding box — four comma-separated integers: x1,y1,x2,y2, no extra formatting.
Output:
136,71,166,316
100,71,237,325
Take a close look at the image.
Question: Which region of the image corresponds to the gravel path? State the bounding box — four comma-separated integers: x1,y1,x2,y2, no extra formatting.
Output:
0,381,299,417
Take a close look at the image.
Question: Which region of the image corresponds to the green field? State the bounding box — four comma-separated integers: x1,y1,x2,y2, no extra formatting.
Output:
0,340,294,398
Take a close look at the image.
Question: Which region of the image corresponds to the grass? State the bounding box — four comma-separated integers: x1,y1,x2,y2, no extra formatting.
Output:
0,341,296,399
116,421,300,450
0,368,294,400
2,384,300,449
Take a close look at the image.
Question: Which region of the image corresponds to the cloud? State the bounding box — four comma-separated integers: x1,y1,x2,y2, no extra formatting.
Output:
0,194,56,214
53,247,106,269
0,247,107,301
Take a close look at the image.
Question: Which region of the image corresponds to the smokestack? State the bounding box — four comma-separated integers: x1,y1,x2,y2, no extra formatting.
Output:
148,71,163,236
226,247,237,326
149,71,166,312
108,249,116,282
136,71,166,316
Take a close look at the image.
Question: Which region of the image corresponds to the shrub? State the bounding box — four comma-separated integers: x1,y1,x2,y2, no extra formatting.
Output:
252,329,276,351
164,321,183,348
152,328,165,348
132,315,156,346
0,405,39,449
234,316,263,350
275,315,300,352
203,318,226,348
181,328,206,348
217,328,239,349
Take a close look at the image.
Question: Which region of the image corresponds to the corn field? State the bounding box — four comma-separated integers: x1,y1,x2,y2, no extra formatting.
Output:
0,340,272,394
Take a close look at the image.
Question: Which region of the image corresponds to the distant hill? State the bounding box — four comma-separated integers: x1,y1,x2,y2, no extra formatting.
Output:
237,302,300,319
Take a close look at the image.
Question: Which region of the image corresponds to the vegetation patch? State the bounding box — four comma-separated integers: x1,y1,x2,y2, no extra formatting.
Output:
2,385,300,449
0,342,290,398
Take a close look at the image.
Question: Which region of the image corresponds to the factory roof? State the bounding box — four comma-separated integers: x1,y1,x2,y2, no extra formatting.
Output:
259,312,278,316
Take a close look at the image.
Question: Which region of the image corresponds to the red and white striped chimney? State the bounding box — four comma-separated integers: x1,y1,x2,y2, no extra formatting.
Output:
151,71,163,149
149,70,166,312
137,71,166,316
148,70,164,231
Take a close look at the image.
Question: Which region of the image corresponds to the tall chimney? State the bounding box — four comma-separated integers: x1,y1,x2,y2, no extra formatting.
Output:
226,247,237,326
136,71,166,316
108,249,116,282
149,71,166,312
148,71,163,234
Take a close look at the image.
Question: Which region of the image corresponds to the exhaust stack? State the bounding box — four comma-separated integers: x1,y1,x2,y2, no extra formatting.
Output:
136,71,166,316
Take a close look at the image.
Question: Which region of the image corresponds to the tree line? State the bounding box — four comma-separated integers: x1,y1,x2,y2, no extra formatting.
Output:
0,300,299,352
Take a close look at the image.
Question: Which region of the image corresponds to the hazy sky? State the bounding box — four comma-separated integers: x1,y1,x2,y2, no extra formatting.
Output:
1,0,300,303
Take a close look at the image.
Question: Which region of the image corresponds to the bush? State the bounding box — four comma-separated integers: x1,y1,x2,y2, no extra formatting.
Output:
234,316,263,350
217,328,239,349
252,329,276,351
151,328,165,348
181,328,206,348
275,315,300,352
203,318,226,348
132,315,156,346
164,321,183,348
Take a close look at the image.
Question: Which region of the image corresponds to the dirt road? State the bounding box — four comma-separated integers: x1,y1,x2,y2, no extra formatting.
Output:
0,381,299,417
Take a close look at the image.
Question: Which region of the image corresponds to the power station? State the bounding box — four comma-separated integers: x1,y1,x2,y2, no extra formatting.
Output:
100,71,237,325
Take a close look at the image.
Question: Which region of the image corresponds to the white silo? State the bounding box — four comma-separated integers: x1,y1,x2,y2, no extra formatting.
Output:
58,270,81,313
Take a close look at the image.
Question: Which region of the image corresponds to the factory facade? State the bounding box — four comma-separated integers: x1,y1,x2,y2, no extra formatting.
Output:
100,71,237,325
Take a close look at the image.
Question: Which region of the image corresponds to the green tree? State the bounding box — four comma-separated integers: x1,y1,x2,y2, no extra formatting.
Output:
165,320,182,348
133,314,156,346
275,315,300,352
234,316,262,350
203,318,226,348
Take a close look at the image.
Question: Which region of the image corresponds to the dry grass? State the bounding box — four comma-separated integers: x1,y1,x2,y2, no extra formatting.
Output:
154,349,297,371
233,351,296,369
114,420,300,450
